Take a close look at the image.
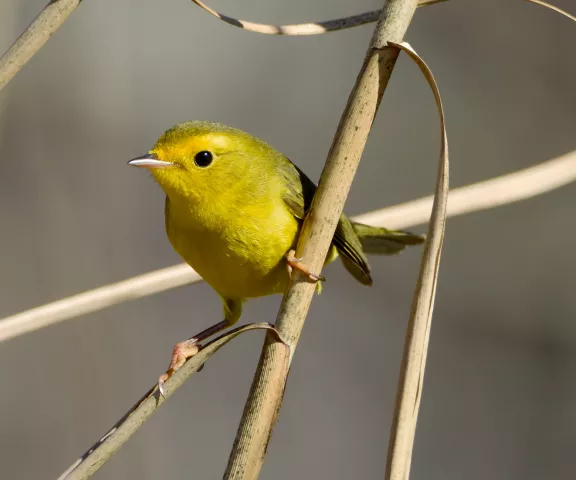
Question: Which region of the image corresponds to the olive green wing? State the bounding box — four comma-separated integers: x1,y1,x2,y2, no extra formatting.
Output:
334,215,373,285
277,157,373,286
277,159,313,219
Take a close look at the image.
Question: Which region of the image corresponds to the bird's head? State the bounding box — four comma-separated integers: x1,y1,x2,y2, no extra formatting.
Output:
129,121,274,203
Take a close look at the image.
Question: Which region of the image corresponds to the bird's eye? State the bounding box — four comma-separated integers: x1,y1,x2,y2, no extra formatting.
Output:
194,151,213,167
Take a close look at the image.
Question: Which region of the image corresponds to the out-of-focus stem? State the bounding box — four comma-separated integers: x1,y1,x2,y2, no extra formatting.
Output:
0,0,82,92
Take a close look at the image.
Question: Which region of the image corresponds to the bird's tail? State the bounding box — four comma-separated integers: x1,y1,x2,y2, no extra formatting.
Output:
352,222,425,255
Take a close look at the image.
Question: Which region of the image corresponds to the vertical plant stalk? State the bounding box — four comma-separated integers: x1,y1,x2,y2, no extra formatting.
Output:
224,1,419,479
0,0,81,92
381,42,448,480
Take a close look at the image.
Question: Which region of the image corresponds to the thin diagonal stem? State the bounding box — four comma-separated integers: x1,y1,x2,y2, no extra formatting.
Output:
0,0,81,92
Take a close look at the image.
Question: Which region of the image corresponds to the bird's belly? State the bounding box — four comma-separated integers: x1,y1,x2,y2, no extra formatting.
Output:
167,217,298,299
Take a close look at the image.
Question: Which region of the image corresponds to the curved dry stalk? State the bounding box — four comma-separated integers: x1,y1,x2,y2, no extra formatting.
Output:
57,323,288,480
1,150,575,344
527,0,576,22
224,2,422,478
0,0,451,93
190,0,448,36
0,1,449,96
1,0,571,97
0,0,81,92
382,41,448,480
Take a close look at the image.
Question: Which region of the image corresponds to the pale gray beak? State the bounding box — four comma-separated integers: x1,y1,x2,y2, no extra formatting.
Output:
128,153,174,169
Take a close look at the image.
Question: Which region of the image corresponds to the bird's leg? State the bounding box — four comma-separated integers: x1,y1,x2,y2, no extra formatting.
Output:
286,249,326,282
157,299,243,396
157,319,230,395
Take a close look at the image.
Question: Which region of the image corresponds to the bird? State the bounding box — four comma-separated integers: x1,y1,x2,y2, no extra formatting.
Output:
128,121,424,391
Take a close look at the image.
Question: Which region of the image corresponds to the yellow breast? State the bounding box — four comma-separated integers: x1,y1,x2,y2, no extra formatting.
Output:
165,195,299,299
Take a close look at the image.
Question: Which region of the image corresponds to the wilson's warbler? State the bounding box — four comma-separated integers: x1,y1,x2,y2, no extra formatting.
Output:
129,121,424,390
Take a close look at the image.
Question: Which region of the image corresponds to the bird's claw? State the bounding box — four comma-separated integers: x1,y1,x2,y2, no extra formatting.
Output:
157,371,171,397
286,249,326,282
156,339,201,397
307,271,326,282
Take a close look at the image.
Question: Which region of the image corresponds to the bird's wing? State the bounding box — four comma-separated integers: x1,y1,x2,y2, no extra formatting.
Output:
277,159,312,219
278,157,372,285
333,214,373,285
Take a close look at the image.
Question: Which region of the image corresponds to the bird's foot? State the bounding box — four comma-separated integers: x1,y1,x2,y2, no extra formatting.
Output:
158,339,201,397
286,249,326,282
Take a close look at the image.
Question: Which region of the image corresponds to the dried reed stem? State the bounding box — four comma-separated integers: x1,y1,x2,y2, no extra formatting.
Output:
381,41,448,480
527,0,576,22
0,0,81,92
0,0,449,93
57,323,287,480
224,2,420,478
189,0,447,36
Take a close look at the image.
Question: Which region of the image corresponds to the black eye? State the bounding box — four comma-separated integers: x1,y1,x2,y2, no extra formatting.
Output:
194,151,213,167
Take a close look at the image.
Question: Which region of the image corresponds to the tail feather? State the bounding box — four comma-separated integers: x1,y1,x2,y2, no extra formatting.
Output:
352,222,425,255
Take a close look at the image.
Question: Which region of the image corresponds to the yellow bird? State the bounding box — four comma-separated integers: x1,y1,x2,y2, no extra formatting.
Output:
129,121,424,389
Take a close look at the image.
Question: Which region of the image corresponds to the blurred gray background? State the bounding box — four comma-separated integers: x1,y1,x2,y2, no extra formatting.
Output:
1,0,575,478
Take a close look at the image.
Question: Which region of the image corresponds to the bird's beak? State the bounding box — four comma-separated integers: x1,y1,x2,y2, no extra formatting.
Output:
127,153,174,169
